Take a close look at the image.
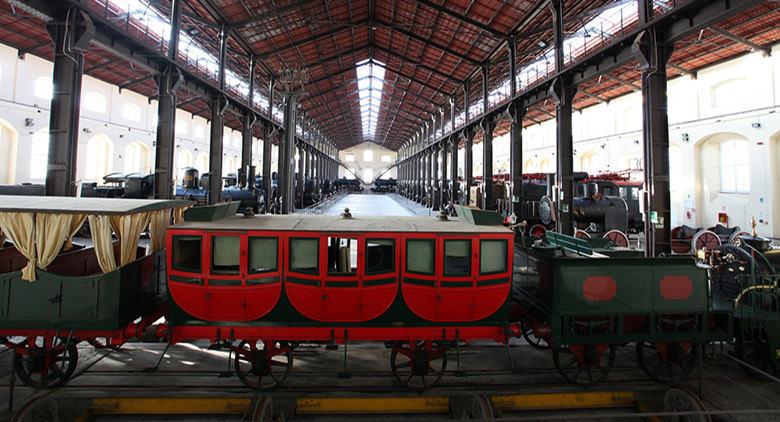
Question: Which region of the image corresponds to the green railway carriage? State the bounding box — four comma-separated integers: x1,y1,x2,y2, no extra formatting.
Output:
514,232,731,385
0,196,189,388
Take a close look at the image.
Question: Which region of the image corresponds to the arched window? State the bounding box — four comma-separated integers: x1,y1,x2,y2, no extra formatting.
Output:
175,119,188,136
123,142,150,174
578,151,602,173
381,154,392,162
85,134,114,181
122,103,141,122
193,125,204,139
720,139,750,194
539,158,552,173
0,118,18,184
83,92,107,114
30,129,49,180
196,152,209,173
34,77,52,100
363,149,373,162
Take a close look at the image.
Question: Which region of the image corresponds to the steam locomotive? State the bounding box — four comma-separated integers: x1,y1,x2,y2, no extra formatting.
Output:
174,167,266,214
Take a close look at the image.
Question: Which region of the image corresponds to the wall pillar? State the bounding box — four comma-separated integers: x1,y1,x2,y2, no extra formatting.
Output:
450,137,459,206
464,129,474,206
481,118,495,210
208,96,227,205
509,101,527,216
45,8,93,196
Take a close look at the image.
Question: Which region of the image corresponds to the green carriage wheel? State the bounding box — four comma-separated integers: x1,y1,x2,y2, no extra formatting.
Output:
636,342,699,383
552,344,615,386
14,337,79,389
736,329,779,379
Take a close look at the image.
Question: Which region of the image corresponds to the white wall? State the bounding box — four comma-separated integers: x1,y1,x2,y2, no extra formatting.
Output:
0,42,267,186
338,141,397,182
470,44,780,238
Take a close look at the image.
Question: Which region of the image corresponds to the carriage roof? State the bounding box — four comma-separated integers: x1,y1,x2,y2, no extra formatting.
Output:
0,196,191,215
172,214,512,234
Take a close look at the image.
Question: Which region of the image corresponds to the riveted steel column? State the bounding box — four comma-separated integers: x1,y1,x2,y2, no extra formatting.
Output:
635,0,674,256
450,136,459,206
280,93,297,214
45,8,93,196
208,96,226,205
509,101,527,216
481,118,494,210
240,56,256,188
440,140,448,209
297,140,305,209
551,0,576,235
432,144,440,211
464,129,474,206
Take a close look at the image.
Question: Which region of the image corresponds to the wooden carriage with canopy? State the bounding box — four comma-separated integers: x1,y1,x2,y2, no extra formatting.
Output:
0,196,189,388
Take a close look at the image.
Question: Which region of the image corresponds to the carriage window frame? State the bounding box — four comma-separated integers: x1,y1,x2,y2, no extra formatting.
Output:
248,236,278,274
327,237,358,276
172,235,202,273
479,239,508,275
405,239,435,276
443,239,471,277
289,237,320,275
210,235,241,275
366,238,395,275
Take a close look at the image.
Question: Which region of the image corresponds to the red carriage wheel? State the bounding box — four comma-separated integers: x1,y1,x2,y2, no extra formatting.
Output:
529,224,547,239
574,230,591,239
691,229,721,253
670,226,692,254
552,344,615,386
602,230,629,248
636,342,699,383
521,319,550,350
13,336,79,389
233,340,293,390
390,341,447,391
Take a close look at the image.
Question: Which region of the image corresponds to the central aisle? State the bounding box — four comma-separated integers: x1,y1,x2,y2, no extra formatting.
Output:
321,194,413,217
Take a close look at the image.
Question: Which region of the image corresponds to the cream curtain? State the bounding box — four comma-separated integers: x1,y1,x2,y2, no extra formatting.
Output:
35,213,72,272
173,206,189,224
89,215,117,273
0,228,5,246
148,209,170,253
110,213,151,266
0,212,36,281
64,214,87,251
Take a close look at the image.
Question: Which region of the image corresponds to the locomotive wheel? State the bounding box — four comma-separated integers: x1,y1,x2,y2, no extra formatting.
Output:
671,226,692,254
636,342,699,383
14,337,79,389
234,340,293,390
521,320,550,350
574,230,591,239
529,224,547,239
728,231,749,245
552,344,615,386
691,230,721,253
602,230,629,248
390,341,447,391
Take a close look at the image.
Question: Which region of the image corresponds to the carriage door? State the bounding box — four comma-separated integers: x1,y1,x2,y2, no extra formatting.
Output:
401,235,439,321
206,233,245,321
473,236,512,319
361,237,399,320
323,234,361,321
167,231,209,321
285,234,324,320
437,236,477,321
244,233,283,321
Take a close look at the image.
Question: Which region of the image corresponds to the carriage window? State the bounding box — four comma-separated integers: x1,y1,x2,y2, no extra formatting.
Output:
290,238,319,274
211,236,240,275
172,235,201,273
248,237,277,274
366,239,394,274
327,237,358,275
444,240,471,276
480,239,508,275
406,239,435,275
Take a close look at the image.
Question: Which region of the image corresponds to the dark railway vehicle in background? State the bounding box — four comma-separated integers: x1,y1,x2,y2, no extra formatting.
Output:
80,172,156,199
0,196,188,388
371,178,397,193
165,204,515,390
174,167,265,214
333,177,363,192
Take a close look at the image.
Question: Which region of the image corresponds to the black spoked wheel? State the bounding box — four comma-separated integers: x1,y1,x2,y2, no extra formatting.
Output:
521,320,550,350
86,337,122,351
233,340,293,390
14,337,79,389
552,344,615,386
390,341,447,391
637,342,699,383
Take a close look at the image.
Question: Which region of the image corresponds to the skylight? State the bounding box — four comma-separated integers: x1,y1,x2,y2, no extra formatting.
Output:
355,59,385,141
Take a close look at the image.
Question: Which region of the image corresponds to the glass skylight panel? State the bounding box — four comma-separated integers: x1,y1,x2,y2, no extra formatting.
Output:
355,59,385,141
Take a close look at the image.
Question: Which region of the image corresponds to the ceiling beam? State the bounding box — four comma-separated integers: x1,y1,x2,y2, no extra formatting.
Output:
709,26,771,56
603,74,640,91
259,18,369,60
415,0,506,39
375,20,480,65
373,45,461,84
